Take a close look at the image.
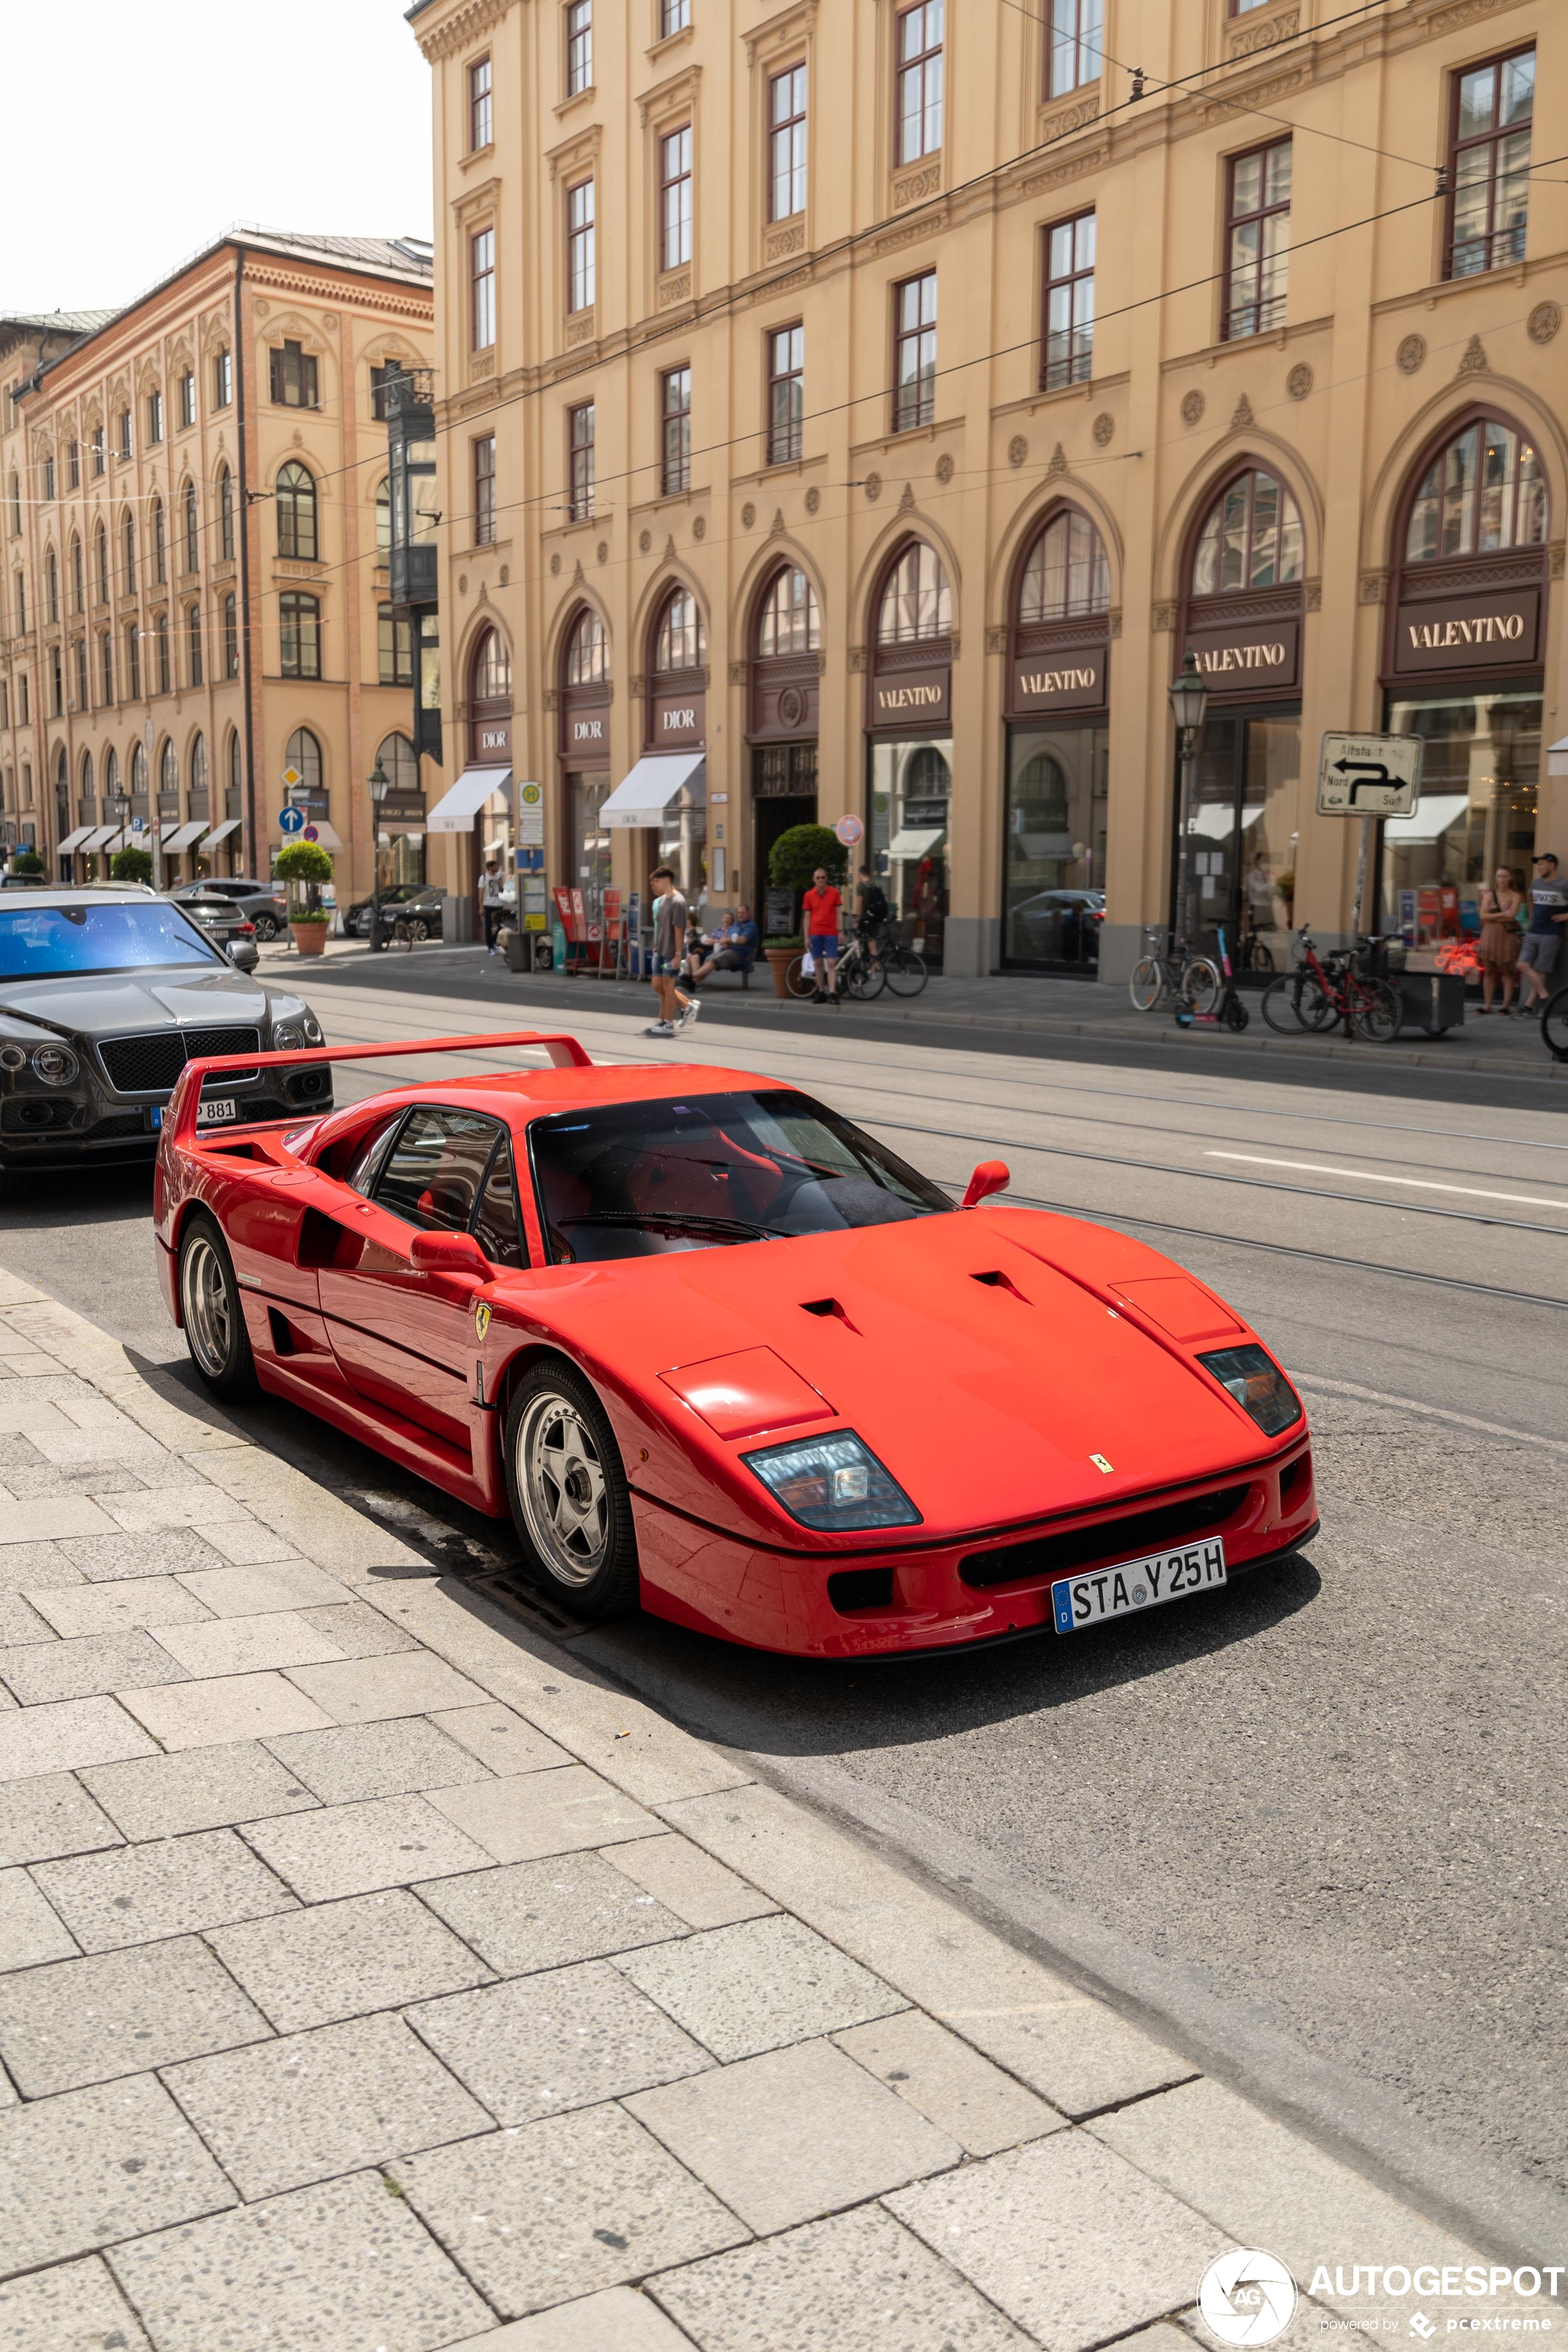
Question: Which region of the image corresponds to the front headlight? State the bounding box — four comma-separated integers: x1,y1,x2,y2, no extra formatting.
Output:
31,1045,80,1086
271,1011,325,1051
742,1431,920,1532
1198,1345,1301,1437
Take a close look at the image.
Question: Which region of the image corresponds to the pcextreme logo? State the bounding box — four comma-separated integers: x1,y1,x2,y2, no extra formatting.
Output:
1201,2250,1299,2345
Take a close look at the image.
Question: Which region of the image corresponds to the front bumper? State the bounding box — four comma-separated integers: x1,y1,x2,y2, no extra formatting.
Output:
633,1437,1317,1658
0,1066,332,1174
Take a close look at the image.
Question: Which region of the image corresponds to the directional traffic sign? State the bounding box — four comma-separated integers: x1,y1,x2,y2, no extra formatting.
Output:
278,805,306,838
1317,731,1422,819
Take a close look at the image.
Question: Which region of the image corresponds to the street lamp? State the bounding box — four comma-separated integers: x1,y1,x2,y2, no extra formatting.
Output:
111,777,130,877
367,757,390,951
1167,650,1209,948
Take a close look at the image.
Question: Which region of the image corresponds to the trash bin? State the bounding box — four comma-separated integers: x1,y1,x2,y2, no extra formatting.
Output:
1396,971,1466,1036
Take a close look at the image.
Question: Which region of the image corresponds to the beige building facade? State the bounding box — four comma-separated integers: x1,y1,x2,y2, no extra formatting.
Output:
411,0,1566,980
1,232,434,904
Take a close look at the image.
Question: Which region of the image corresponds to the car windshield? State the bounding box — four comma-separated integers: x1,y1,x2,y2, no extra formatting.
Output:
0,901,223,980
530,1088,952,1262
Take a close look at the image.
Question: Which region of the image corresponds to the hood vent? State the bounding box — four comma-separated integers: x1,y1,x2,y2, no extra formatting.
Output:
801,1298,859,1330
972,1269,1029,1303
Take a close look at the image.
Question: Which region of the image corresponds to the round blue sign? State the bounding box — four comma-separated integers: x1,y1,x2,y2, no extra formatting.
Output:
278,806,306,837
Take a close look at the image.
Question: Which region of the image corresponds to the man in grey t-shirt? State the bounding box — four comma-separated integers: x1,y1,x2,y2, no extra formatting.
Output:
646,863,699,1037
1520,852,1568,1007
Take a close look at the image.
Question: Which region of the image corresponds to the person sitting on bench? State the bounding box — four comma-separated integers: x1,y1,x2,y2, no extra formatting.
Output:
691,904,759,983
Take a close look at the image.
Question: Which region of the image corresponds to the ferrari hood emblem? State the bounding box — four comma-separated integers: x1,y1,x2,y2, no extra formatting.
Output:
475,1301,491,1343
1090,1453,1114,1475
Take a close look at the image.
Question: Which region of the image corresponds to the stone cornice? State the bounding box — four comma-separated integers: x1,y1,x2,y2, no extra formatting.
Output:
412,0,512,64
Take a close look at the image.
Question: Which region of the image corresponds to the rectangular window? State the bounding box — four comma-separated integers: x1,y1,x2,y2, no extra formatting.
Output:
270,341,319,407
147,391,164,444
99,632,112,704
566,0,592,95
378,603,414,686
896,0,944,166
661,367,692,496
469,53,493,149
73,636,88,710
67,441,79,490
1448,46,1534,280
156,619,170,695
280,591,321,680
470,227,496,348
1048,0,1101,98
660,127,693,273
767,323,804,465
1041,210,1095,388
118,411,131,460
661,0,690,31
893,269,938,433
222,592,238,679
126,624,140,700
473,435,497,544
91,427,105,475
214,350,232,407
187,606,202,687
1224,138,1291,338
567,180,596,312
178,371,196,429
769,65,807,222
51,648,62,717
370,363,403,422
43,455,55,502
568,402,596,522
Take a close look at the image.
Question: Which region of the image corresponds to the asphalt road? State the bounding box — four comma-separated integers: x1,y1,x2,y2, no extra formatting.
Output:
4,954,1566,2261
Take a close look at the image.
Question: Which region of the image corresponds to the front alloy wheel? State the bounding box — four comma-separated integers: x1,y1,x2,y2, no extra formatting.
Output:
505,1362,639,1618
179,1214,258,1401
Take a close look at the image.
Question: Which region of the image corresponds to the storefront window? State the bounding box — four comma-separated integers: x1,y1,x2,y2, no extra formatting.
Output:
377,834,426,890
569,773,612,916
870,736,951,959
1382,688,1540,956
1003,725,1107,969
1185,712,1299,967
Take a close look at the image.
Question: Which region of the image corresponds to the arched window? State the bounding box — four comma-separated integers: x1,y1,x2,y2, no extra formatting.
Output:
189,733,208,806
471,624,513,702
81,749,95,811
70,534,83,613
563,607,607,687
160,739,178,799
12,572,23,634
653,586,705,673
6,474,18,536
155,611,170,694
1405,417,1548,564
279,591,320,680
55,744,69,828
122,512,136,593
227,728,242,800
1020,510,1111,621
217,464,234,561
187,604,202,686
104,746,120,803
285,727,323,801
44,547,59,623
95,523,108,604
130,743,148,800
276,461,318,562
222,591,238,678
152,496,165,584
877,540,952,643
757,565,820,657
183,481,199,573
375,732,419,795
375,477,391,554
1191,469,1303,595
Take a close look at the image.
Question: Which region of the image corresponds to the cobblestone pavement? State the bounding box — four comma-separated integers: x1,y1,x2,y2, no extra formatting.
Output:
0,1270,1552,2352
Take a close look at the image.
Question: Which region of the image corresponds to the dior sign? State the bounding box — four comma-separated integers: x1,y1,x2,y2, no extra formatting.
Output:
472,719,511,762
649,688,706,748
570,715,607,746
1182,617,1299,693
1393,588,1540,673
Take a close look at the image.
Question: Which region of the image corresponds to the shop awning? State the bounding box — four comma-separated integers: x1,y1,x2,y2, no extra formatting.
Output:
1382,793,1469,847
887,825,945,861
98,829,128,853
600,753,705,829
306,821,344,850
79,825,117,851
426,767,512,833
199,819,241,851
164,820,209,853
56,827,93,854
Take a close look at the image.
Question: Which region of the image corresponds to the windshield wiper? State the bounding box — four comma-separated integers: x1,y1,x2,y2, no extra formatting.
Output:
561,1210,780,1239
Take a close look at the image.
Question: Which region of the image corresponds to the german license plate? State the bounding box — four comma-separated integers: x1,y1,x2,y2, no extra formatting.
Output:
195,1097,238,1125
1051,1538,1227,1633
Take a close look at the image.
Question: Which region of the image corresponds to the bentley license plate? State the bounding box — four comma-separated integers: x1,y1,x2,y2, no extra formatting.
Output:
1051,1538,1226,1633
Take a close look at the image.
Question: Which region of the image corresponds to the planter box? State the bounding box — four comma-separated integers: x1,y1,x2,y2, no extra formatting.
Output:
290,922,328,957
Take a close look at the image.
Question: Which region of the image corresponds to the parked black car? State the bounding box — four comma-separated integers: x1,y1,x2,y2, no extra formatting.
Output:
167,892,260,973
0,889,329,1196
170,875,290,941
343,882,446,941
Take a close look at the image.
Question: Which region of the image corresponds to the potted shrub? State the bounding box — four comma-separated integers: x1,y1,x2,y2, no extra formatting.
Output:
10,848,46,882
108,846,153,886
275,840,335,957
765,824,845,998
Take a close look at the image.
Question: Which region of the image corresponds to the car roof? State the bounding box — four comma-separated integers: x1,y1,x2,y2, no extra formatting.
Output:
304,1061,785,1151
0,887,161,907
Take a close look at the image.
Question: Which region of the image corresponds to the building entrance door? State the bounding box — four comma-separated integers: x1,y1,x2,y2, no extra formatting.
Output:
751,742,817,930
1177,706,1300,972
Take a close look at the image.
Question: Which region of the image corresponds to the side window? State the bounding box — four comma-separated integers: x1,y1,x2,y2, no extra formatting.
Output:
342,1114,404,1198
474,1136,528,1269
374,1108,501,1232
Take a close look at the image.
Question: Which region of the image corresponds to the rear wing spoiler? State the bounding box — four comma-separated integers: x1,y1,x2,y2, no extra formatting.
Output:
164,1030,593,1152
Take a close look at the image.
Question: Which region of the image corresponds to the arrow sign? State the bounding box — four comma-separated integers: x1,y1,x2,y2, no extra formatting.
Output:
278,805,306,838
1317,732,1422,819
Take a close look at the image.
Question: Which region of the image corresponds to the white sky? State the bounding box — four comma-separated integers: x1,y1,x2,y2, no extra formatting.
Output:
6,0,434,317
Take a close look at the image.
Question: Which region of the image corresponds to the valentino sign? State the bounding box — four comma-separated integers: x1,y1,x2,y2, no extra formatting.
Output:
1012,649,1106,714
1182,617,1299,691
869,665,952,729
1393,587,1540,673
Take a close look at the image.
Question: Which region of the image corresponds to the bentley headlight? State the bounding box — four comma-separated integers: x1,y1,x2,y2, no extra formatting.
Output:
31,1045,80,1086
742,1431,920,1532
1198,1345,1302,1437
271,1011,325,1051
0,1044,27,1073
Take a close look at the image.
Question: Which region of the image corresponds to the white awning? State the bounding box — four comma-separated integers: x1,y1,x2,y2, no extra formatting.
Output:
158,823,185,845
426,767,512,833
601,753,705,829
888,825,945,861
99,828,128,853
164,820,209,853
306,821,344,850
1382,793,1469,847
199,819,241,849
56,827,93,854
80,825,117,851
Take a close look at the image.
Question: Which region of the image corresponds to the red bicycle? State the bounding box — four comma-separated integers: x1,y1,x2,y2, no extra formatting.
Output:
1261,930,1403,1043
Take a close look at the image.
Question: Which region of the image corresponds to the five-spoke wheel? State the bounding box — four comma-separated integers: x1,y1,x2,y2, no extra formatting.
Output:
504,1361,640,1618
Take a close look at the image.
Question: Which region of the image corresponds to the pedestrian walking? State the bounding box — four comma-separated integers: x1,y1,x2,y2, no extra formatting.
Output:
480,858,506,954
802,865,843,1006
1518,852,1568,1009
644,864,699,1036
1475,864,1523,1014
854,864,890,935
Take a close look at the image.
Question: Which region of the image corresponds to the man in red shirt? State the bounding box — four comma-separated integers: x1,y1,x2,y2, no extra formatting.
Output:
801,865,843,1006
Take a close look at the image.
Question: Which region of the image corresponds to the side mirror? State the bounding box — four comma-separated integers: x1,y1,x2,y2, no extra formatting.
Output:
961,1160,1010,1209
410,1228,491,1278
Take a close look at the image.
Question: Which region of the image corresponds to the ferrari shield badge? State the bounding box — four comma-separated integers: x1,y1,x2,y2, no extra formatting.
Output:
474,1301,491,1343
1090,1453,1114,1475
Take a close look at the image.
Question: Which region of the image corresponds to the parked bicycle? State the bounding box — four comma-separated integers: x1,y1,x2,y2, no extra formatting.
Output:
1260,929,1403,1042
1236,907,1276,974
785,922,927,1001
1129,925,1222,1017
1541,980,1568,1062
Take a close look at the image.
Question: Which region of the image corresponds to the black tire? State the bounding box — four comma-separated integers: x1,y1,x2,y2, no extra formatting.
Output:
178,1211,259,1402
784,954,816,1000
1542,986,1568,1063
1260,974,1305,1033
1349,977,1403,1044
1220,990,1250,1031
883,945,928,997
843,950,885,1001
504,1359,640,1620
253,915,280,942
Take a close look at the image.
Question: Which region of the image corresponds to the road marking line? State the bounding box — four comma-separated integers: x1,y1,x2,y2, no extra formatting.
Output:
1206,1152,1568,1212
1291,1373,1568,1457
